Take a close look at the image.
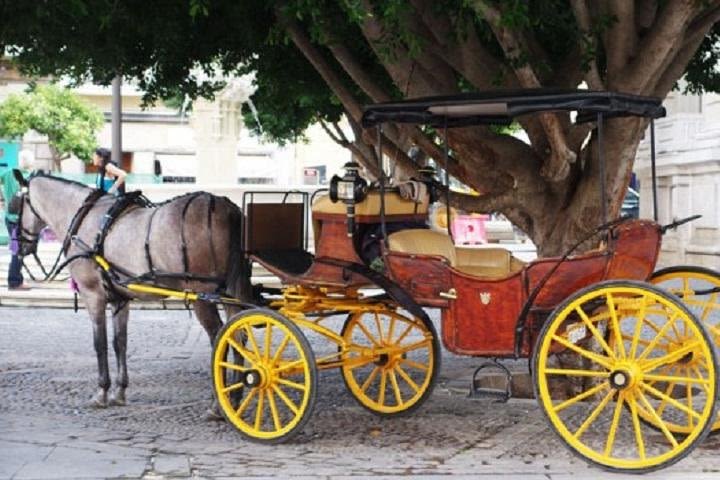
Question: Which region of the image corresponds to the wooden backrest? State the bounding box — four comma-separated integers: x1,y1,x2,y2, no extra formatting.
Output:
245,203,305,252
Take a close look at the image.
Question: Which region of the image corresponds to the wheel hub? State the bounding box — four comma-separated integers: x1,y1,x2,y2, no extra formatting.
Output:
609,369,631,389
243,369,265,388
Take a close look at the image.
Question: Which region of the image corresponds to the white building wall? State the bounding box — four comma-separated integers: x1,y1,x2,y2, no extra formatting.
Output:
636,91,720,269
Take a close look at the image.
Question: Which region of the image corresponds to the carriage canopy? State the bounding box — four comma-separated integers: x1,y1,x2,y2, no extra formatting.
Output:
361,89,666,128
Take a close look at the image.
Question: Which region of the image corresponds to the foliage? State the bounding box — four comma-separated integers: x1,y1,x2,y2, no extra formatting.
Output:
0,84,104,162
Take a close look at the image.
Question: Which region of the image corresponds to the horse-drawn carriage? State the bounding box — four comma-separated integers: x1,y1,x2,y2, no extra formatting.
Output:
13,89,720,473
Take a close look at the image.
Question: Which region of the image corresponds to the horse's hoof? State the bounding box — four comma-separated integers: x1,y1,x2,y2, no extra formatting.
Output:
88,390,108,408
88,398,108,409
205,407,223,422
109,391,127,406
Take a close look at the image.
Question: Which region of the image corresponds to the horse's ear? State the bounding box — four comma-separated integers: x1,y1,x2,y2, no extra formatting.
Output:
12,169,28,188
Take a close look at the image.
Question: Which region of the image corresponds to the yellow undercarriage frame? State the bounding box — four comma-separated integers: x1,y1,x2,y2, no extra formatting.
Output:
534,280,718,473
212,286,440,443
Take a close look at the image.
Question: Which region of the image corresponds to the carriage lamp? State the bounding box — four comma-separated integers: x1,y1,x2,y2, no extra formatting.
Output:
329,162,368,236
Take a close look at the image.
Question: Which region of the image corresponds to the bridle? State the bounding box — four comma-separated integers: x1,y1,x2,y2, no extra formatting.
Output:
15,187,44,255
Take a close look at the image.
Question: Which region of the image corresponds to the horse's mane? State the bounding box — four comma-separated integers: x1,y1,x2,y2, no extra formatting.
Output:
29,171,92,190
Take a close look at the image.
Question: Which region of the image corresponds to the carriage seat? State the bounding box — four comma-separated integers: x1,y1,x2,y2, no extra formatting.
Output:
388,229,524,279
312,191,429,216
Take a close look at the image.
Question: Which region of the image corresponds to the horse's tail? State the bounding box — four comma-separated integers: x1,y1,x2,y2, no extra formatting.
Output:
224,198,253,309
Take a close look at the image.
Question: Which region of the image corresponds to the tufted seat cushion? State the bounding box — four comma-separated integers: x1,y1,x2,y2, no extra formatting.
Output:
388,229,524,279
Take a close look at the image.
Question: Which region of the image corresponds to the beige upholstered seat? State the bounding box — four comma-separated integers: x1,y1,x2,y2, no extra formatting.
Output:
388,229,524,279
312,191,429,216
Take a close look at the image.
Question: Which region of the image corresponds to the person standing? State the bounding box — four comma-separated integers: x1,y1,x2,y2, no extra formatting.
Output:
1,155,33,290
93,147,127,195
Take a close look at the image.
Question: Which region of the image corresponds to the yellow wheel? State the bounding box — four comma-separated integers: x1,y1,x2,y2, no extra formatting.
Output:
645,266,720,433
212,309,317,443
533,280,718,473
340,309,440,416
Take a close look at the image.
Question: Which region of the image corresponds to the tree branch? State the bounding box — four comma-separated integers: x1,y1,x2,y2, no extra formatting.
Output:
470,0,575,181
280,15,363,120
604,0,636,84
620,0,700,93
569,0,605,89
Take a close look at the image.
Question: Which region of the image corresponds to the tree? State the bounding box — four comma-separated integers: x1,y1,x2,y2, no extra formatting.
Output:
3,1,719,254
0,84,104,170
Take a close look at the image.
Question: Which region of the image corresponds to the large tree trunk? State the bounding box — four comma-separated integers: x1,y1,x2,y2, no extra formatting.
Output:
280,0,720,256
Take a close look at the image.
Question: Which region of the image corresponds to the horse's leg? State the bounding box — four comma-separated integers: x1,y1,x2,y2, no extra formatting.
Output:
193,300,224,419
193,300,223,343
109,302,130,406
85,293,111,408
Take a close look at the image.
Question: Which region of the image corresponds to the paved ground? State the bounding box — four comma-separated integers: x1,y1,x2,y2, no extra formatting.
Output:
2,308,720,480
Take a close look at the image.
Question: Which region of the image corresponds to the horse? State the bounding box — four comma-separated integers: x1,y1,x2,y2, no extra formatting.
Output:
13,171,252,409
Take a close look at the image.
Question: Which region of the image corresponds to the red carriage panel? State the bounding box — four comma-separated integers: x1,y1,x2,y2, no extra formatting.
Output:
442,271,524,356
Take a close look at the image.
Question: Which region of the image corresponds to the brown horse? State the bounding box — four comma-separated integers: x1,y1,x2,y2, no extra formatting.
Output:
14,172,251,408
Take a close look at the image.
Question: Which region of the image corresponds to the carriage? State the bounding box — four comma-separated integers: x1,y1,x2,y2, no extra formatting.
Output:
208,90,720,473
12,90,720,473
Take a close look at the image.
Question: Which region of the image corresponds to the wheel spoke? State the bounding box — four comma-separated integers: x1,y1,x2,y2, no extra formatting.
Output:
656,367,679,418
691,365,711,394
235,387,257,416
218,361,249,372
641,382,703,421
387,315,397,344
254,390,265,431
629,295,648,359
389,370,403,407
272,385,299,415
221,382,245,394
701,292,718,321
604,391,625,457
400,358,429,372
544,368,609,378
395,365,420,393
636,390,679,448
641,341,701,372
275,359,305,374
553,381,609,413
396,339,431,355
575,306,615,359
628,394,646,460
378,370,387,405
356,320,382,347
245,325,262,359
227,336,259,364
551,335,613,370
272,334,291,365
687,373,694,429
374,313,384,344
264,322,273,362
267,390,282,432
276,377,307,391
637,314,680,362
642,372,711,386
574,389,614,439
606,292,626,359
394,323,414,345
361,366,380,393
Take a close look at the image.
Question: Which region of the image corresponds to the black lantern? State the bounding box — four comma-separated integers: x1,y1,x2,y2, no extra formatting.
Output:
329,162,368,236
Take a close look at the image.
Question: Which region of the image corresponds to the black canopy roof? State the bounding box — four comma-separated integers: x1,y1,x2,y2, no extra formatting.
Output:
361,89,666,128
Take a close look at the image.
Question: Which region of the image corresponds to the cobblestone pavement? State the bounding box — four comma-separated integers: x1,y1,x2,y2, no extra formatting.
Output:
2,308,720,480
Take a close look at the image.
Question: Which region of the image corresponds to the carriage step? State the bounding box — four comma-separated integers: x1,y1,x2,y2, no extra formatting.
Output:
468,360,512,403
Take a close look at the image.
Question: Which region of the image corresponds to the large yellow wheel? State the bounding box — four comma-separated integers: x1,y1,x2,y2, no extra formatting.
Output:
340,309,440,416
645,266,720,433
533,280,718,473
212,309,318,444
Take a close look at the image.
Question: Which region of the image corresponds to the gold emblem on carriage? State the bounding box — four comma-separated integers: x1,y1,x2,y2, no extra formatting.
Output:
479,291,491,305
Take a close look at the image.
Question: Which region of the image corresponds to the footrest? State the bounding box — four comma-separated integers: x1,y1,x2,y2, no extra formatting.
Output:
469,360,512,403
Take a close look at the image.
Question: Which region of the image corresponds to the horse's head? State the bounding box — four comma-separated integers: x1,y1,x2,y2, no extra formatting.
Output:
11,170,47,257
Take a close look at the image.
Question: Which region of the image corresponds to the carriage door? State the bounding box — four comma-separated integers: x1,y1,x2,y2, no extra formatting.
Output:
442,272,524,357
